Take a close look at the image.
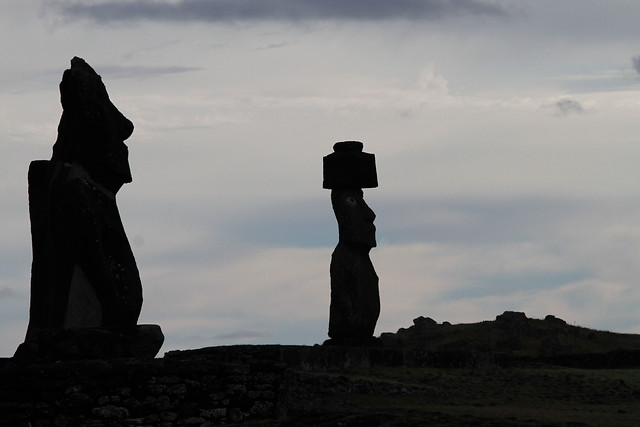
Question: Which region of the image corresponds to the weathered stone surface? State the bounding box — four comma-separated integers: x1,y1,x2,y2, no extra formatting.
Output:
323,142,380,346
14,324,164,361
16,57,162,360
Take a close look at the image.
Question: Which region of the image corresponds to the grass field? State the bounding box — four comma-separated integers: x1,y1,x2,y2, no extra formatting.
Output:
288,365,640,426
284,313,640,425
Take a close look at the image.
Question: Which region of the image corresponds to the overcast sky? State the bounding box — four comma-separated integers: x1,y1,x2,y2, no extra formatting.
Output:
2,0,640,357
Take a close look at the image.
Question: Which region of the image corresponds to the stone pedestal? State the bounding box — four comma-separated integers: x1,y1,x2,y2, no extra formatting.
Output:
14,325,164,361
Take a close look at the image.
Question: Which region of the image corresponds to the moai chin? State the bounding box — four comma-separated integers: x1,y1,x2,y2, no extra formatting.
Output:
323,141,382,347
14,57,163,360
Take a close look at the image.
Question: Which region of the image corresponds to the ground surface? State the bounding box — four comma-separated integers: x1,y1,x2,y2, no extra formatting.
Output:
285,365,640,426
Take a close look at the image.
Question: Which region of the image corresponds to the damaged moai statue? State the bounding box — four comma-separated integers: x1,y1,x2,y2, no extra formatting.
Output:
14,57,163,360
323,141,382,347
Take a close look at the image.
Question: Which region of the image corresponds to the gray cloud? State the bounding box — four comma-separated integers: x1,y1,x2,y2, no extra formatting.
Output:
97,65,202,79
214,195,592,248
632,55,640,75
252,41,291,51
214,330,274,340
50,0,509,24
554,98,584,116
0,287,16,299
376,196,590,245
223,198,334,248
441,270,590,300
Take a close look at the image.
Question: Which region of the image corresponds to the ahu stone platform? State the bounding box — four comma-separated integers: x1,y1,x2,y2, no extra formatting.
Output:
4,344,640,426
0,344,425,426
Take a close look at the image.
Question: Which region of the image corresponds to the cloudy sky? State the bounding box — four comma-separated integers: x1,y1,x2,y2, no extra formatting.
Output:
2,0,640,357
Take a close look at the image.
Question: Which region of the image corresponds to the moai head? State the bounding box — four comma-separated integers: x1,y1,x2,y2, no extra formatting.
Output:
330,188,377,248
323,141,378,249
52,57,134,193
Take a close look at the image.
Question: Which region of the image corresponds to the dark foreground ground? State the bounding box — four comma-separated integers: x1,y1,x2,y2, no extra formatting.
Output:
281,312,640,426
5,311,640,426
3,345,640,426
285,364,640,426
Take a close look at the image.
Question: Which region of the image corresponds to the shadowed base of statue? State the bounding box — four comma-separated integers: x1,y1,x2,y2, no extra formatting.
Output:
13,324,164,362
323,336,383,348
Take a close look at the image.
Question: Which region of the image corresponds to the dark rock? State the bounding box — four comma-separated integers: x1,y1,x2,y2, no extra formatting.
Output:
323,143,380,345
15,57,162,360
182,416,207,425
544,314,567,325
323,336,383,348
92,405,129,419
496,311,528,323
413,316,437,329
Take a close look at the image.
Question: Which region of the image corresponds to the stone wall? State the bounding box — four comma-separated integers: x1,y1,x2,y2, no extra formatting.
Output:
0,344,414,426
4,344,638,426
0,349,288,426
0,344,536,426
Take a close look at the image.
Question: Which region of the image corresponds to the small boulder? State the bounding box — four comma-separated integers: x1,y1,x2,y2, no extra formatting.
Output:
496,311,527,322
412,316,437,329
544,314,567,325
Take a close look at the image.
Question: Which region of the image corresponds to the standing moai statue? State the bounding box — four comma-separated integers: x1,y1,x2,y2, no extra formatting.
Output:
14,57,163,360
323,141,382,347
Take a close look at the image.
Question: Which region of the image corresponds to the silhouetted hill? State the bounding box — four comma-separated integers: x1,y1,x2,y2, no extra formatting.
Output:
380,311,640,359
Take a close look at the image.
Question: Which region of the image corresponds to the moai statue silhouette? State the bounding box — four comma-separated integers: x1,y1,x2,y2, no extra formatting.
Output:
323,141,382,347
14,57,163,360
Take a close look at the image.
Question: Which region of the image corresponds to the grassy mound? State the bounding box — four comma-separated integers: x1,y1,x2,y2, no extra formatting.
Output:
379,311,640,358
